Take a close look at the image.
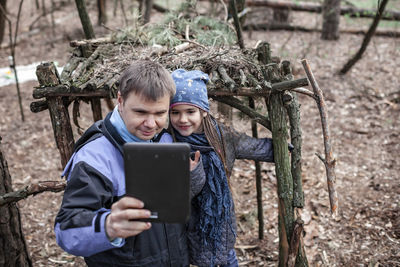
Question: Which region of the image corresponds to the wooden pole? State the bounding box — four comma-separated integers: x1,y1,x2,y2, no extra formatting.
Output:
249,97,264,240
35,62,75,168
302,59,338,216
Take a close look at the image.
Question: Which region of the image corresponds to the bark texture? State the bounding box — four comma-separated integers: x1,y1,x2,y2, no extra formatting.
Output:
97,0,107,25
0,139,32,267
0,0,6,45
36,62,74,168
75,0,95,39
321,0,341,40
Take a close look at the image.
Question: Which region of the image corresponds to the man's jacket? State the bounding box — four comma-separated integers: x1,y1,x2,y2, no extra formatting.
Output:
55,112,205,267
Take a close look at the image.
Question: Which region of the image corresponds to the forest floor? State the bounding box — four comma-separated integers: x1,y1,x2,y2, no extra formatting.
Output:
0,1,399,266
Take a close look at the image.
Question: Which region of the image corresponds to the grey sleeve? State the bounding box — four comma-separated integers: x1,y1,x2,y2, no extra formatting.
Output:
223,125,274,162
189,155,206,200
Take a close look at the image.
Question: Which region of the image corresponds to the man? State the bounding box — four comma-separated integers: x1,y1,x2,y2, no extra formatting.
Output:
55,60,204,266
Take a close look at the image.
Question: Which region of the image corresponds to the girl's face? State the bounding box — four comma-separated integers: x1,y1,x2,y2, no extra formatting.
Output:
170,104,207,136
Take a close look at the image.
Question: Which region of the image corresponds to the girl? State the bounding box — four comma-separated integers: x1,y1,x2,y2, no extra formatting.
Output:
169,69,276,267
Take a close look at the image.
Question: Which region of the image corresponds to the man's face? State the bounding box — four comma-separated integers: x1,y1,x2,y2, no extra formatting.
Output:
118,92,170,141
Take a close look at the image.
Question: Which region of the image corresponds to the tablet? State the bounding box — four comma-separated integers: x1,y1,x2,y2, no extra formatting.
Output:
123,142,191,223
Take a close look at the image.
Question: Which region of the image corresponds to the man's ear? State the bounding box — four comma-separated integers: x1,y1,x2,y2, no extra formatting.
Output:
117,92,123,107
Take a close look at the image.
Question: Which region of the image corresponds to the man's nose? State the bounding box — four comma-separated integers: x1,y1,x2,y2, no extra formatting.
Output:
144,115,156,128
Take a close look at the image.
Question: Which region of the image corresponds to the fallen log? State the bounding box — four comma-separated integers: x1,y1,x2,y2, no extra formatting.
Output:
244,0,400,21
244,22,400,38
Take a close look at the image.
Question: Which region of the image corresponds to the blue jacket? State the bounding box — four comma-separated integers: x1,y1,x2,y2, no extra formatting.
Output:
55,112,205,266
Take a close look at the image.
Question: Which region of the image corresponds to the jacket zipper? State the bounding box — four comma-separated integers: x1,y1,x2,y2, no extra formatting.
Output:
163,223,172,267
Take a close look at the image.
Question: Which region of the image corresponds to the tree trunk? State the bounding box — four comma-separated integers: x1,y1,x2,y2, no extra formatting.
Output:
0,138,32,267
75,0,95,39
140,0,153,24
273,8,290,23
97,0,107,25
0,0,6,45
321,0,341,40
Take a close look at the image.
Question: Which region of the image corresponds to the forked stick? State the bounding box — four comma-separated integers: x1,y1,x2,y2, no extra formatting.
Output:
301,59,339,216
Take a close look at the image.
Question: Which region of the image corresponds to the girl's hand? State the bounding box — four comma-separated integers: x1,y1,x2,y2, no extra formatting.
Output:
190,150,201,171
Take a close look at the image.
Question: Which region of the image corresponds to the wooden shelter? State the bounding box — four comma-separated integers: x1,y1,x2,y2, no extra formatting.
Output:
31,39,312,265
31,39,308,167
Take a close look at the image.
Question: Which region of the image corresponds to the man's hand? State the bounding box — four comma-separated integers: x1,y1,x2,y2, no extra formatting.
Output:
105,196,152,240
190,150,201,171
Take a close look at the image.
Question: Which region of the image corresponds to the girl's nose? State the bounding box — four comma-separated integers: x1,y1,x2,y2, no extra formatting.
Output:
179,114,187,123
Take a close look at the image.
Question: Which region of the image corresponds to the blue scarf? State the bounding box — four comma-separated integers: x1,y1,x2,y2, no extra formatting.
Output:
110,105,151,143
174,130,235,260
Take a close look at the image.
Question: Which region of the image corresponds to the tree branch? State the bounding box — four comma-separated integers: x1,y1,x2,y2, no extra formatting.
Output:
301,59,338,216
211,95,271,130
0,180,66,206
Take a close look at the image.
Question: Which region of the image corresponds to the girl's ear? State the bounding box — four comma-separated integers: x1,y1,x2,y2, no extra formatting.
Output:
202,111,208,118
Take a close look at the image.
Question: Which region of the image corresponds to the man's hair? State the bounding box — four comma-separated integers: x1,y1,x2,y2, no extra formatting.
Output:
118,60,176,101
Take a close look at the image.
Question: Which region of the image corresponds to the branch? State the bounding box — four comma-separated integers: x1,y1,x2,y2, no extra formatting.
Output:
0,180,66,206
293,87,315,98
339,0,389,74
301,59,338,216
211,95,271,130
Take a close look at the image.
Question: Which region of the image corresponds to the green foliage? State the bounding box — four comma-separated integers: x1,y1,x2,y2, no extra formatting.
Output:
111,10,148,44
146,25,181,47
146,1,236,47
110,0,236,47
112,26,147,44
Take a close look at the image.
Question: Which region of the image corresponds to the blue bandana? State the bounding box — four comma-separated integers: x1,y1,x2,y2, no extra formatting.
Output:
171,69,210,112
109,105,151,143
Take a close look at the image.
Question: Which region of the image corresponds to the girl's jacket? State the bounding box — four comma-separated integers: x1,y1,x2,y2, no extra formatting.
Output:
54,112,205,267
187,123,275,266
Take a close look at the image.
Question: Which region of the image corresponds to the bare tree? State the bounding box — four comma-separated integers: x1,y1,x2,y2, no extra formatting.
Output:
75,0,95,39
140,0,153,24
97,0,107,25
0,0,25,122
340,0,389,74
0,138,32,267
321,0,341,40
0,0,6,45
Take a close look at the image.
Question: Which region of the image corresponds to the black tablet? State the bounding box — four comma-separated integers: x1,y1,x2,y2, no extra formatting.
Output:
123,142,191,223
